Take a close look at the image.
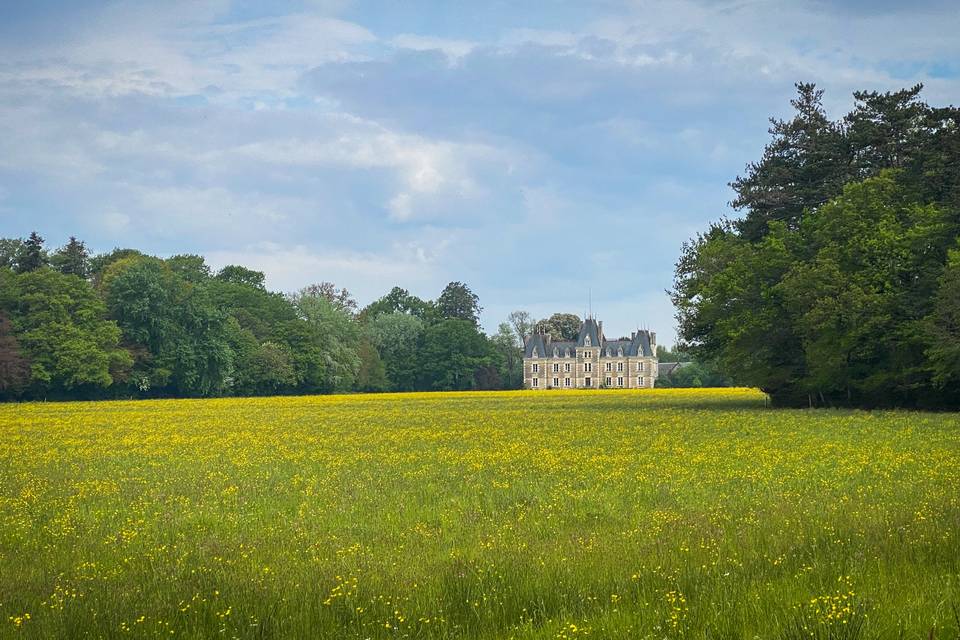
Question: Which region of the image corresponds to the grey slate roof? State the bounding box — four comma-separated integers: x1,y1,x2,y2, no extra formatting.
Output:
603,340,631,357
576,318,601,347
633,331,653,357
525,319,655,358
548,341,576,357
523,334,547,358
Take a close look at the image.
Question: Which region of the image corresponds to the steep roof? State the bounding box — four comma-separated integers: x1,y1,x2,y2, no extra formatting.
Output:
547,341,576,357
525,320,656,358
577,318,601,347
632,331,654,357
523,334,547,358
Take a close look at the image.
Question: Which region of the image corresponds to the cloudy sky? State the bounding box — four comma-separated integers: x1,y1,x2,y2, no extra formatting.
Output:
2,0,959,343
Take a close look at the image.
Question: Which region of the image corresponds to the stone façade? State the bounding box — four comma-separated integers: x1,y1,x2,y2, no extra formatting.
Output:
522,318,658,390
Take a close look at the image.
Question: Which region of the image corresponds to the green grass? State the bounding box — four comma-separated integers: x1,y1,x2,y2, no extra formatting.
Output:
1,388,958,638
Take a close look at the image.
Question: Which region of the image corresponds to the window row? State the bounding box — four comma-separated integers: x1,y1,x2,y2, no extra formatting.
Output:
530,377,648,388
534,362,644,373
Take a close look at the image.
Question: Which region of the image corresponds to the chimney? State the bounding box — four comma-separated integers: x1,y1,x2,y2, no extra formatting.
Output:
598,321,603,340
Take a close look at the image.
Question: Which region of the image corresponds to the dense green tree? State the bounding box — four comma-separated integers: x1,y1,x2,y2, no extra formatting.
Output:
89,248,144,284
417,319,495,391
298,282,358,315
778,173,952,404
534,313,582,341
1,235,524,399
674,221,803,400
16,232,48,273
0,310,31,397
102,256,232,396
166,254,211,283
362,287,436,323
490,322,523,389
0,238,25,270
436,282,481,326
229,329,298,396
355,338,389,392
367,311,424,391
207,274,311,395
3,268,131,394
656,361,732,388
289,289,361,391
674,82,960,408
207,276,295,340
924,244,960,394
216,265,266,289
51,236,91,279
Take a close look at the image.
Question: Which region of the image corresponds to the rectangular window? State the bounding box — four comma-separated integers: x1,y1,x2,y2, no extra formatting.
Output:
553,377,559,387
532,363,539,373
638,377,644,387
605,362,612,371
564,363,571,372
617,376,624,387
638,362,643,371
553,363,559,372
584,362,592,372
617,362,623,372
585,377,592,387
564,377,571,387
532,377,538,387
605,377,612,386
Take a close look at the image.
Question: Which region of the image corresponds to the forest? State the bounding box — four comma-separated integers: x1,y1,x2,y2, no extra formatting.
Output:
0,237,544,400
672,84,960,408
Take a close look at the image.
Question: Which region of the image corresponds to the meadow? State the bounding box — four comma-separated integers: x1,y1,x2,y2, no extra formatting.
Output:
1,389,958,639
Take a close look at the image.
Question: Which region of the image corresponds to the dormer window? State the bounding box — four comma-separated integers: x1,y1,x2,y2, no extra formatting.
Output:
618,347,623,357
565,348,571,358
553,347,559,357
606,347,612,357
584,336,591,346
532,347,538,357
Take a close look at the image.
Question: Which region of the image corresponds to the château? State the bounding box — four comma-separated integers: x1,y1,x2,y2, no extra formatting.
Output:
523,318,658,389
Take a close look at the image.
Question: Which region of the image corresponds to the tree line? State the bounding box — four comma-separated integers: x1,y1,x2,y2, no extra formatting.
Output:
672,83,960,408
653,345,733,389
0,236,598,400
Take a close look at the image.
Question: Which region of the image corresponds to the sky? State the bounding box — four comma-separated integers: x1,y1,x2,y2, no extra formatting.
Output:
2,0,959,344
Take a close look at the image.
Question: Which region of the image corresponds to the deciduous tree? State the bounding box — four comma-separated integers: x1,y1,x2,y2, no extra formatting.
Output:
534,313,582,342
0,311,30,397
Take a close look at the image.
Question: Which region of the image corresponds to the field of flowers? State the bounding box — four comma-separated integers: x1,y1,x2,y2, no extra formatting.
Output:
1,388,958,639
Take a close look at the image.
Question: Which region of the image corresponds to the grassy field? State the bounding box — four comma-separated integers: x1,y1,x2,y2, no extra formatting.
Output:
1,389,958,639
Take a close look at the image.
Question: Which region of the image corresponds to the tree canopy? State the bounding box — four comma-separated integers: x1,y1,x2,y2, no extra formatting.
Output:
0,243,525,399
673,83,960,408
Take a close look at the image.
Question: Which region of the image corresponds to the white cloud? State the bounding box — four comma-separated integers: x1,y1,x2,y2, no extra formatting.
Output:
392,34,476,61
0,7,376,102
219,114,505,221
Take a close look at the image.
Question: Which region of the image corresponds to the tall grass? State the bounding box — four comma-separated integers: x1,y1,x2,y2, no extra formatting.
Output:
1,389,958,638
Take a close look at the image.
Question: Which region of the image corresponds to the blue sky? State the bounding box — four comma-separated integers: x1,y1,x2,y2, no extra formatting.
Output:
2,0,959,344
